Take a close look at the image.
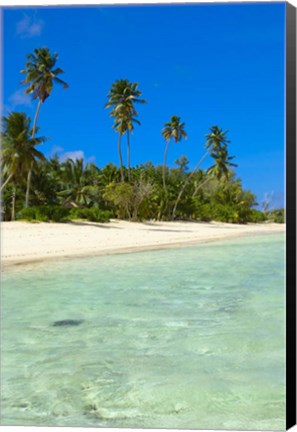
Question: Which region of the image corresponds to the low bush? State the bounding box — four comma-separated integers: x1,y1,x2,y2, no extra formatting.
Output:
267,209,285,223
17,206,70,222
69,207,111,223
247,209,268,223
211,204,238,223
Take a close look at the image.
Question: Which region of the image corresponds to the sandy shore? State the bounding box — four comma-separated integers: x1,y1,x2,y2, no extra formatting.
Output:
1,220,284,268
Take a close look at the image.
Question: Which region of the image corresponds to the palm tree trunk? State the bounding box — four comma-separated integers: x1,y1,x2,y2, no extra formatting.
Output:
192,176,212,198
1,172,14,192
162,140,170,194
118,133,124,182
25,98,42,208
11,180,16,221
32,99,42,139
127,129,131,182
25,161,34,208
172,151,209,220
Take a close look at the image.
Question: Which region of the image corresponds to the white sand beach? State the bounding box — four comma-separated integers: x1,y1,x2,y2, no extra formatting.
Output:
1,220,284,268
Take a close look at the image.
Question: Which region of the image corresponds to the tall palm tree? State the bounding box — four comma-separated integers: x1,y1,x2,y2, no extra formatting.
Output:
21,47,68,206
1,112,46,219
161,115,187,194
105,79,146,181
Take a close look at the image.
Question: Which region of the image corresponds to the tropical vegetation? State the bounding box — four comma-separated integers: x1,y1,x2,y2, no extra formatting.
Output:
1,46,283,224
20,47,69,207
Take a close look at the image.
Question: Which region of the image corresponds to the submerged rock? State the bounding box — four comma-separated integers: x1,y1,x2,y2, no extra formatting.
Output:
53,319,84,327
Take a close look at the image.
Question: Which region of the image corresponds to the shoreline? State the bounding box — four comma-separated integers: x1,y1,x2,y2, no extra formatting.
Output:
1,220,285,269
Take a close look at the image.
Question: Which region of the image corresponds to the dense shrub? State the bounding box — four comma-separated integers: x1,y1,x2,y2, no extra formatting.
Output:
211,204,238,223
247,209,268,223
17,206,70,222
69,207,111,223
267,209,285,223
194,204,213,222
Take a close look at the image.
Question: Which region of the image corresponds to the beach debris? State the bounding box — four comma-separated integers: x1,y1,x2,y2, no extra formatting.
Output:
52,319,84,327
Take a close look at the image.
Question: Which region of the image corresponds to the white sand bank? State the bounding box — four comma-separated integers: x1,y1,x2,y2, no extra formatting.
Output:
1,220,284,268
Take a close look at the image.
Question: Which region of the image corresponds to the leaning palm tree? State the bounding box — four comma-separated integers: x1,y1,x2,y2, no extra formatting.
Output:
105,79,146,181
21,47,68,206
172,151,209,219
1,112,46,219
192,131,237,199
161,115,187,194
191,147,237,199
172,126,230,219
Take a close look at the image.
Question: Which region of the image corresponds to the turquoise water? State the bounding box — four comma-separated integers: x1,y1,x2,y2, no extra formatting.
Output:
1,233,285,430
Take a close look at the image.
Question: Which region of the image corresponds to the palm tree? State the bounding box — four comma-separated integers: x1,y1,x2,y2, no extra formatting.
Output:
21,47,68,206
207,147,237,180
161,115,187,194
105,79,146,181
191,126,236,198
109,107,132,182
59,158,99,206
205,126,230,152
172,151,209,219
172,126,230,219
1,112,46,219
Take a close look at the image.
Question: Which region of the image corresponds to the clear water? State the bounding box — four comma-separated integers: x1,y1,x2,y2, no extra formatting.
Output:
1,233,285,430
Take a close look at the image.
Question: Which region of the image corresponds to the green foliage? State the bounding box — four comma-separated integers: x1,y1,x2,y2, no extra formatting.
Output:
17,206,70,222
267,209,285,223
106,79,146,181
212,203,239,223
194,204,213,222
0,48,272,225
17,205,111,223
21,47,68,103
58,158,101,206
69,207,111,223
247,209,268,223
0,101,264,226
1,112,46,204
103,182,134,219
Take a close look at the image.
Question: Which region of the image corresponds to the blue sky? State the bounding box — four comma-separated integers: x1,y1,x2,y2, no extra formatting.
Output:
2,3,285,208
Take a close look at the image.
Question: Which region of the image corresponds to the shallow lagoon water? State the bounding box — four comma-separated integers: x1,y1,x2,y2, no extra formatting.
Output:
1,233,285,429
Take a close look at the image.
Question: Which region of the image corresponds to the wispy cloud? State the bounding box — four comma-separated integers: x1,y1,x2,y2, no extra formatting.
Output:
16,14,44,39
3,89,33,115
60,150,85,162
9,88,32,109
48,146,96,164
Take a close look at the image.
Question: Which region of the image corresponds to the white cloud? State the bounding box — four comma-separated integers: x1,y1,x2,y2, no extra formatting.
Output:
3,89,33,115
8,88,32,110
59,150,85,162
16,15,44,38
47,146,96,164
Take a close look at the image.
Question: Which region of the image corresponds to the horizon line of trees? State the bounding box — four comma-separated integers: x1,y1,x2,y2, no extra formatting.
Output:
1,46,283,224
